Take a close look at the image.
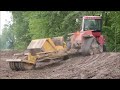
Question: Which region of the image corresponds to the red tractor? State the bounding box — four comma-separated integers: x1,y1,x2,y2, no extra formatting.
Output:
67,16,106,55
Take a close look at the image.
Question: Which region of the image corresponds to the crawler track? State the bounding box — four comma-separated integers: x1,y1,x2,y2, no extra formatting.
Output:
9,62,35,71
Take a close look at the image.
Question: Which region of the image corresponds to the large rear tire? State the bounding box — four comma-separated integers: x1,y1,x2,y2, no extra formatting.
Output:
66,41,71,50
103,44,107,52
81,37,100,56
52,37,64,46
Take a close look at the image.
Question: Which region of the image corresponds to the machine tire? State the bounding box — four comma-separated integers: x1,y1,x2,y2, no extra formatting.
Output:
81,37,95,56
66,41,71,50
63,55,69,60
103,44,107,52
52,37,64,46
81,37,100,56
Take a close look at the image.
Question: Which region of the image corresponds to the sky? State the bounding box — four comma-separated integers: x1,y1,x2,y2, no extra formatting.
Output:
0,11,13,35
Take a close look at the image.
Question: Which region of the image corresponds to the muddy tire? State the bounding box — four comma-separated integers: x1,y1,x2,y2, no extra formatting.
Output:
52,37,64,46
63,55,69,60
103,45,107,52
66,41,71,50
81,37,100,56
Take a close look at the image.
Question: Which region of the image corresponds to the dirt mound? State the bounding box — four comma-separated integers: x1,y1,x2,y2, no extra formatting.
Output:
0,50,20,58
0,51,120,79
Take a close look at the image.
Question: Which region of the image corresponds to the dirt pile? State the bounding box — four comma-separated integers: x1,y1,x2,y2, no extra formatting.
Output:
0,51,120,79
0,50,19,58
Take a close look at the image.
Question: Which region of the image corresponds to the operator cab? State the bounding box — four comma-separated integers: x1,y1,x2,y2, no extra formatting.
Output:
81,16,102,32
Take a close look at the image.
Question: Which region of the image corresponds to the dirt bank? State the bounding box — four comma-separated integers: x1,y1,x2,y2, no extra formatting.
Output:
0,51,120,79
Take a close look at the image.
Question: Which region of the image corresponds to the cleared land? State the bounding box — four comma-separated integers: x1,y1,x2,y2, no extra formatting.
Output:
0,51,120,79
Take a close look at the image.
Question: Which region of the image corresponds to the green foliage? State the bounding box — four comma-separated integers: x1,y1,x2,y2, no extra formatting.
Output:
1,11,120,52
12,11,31,50
0,24,15,50
102,11,120,51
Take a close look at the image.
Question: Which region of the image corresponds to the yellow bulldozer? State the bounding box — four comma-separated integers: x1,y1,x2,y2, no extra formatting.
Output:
6,16,106,71
6,37,69,70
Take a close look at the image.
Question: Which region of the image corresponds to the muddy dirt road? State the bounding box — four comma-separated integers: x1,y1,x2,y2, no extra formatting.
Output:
0,51,120,79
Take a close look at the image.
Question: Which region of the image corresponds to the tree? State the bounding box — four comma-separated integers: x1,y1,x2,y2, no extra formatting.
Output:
0,23,15,49
1,11,118,52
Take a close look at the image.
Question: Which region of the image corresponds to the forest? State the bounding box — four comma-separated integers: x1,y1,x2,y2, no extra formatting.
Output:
0,11,120,52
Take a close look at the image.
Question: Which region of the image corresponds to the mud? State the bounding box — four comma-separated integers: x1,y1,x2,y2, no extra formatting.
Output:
0,50,120,79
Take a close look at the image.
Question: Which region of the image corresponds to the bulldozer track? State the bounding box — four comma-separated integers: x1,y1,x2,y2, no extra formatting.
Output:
9,62,35,71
